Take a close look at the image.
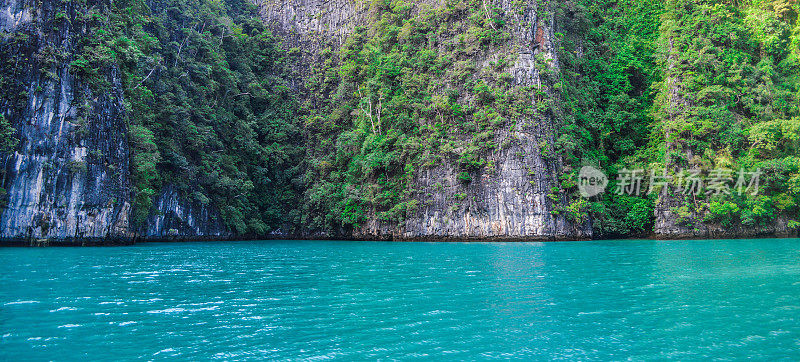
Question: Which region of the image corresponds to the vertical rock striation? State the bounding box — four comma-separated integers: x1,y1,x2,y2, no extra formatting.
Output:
0,0,131,241
256,0,591,240
363,0,589,240
2,0,591,242
0,0,232,242
143,185,228,239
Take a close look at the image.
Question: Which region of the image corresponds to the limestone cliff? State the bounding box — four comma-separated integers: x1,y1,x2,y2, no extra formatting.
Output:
0,0,227,242
1,0,793,243
143,185,228,240
256,0,591,240
652,5,797,240
0,0,131,241
359,1,590,240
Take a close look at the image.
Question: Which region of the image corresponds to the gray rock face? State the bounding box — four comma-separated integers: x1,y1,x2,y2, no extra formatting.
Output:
257,0,591,240
655,192,794,238
0,0,590,242
254,0,360,44
0,0,131,241
0,0,31,32
358,144,589,240
142,185,228,239
0,1,224,242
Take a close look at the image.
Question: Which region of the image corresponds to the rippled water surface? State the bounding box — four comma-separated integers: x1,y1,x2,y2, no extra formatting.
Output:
2,239,800,359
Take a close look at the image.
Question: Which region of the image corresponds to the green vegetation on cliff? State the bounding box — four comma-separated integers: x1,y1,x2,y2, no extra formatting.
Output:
69,0,304,235
555,0,664,236
302,0,545,232
1,0,798,238
553,0,799,236
651,0,800,231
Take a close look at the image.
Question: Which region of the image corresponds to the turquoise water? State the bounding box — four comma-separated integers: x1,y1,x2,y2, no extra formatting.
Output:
1,239,799,360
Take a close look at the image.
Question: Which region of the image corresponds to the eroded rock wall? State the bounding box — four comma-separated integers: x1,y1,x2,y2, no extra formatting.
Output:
0,0,227,242
143,185,228,239
257,0,591,240
0,0,131,241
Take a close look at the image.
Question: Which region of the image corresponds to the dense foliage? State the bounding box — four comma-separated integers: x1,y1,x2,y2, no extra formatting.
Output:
1,0,797,237
555,0,664,236
554,0,800,236
651,0,800,231
301,0,543,232
69,0,304,235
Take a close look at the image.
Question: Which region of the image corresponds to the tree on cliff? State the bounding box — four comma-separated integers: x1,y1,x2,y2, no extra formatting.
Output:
0,115,17,155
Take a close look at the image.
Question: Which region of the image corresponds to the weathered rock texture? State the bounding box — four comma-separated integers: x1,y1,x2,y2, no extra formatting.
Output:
1,0,589,242
0,0,131,241
144,185,228,239
256,0,591,240
0,0,31,32
0,0,226,242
